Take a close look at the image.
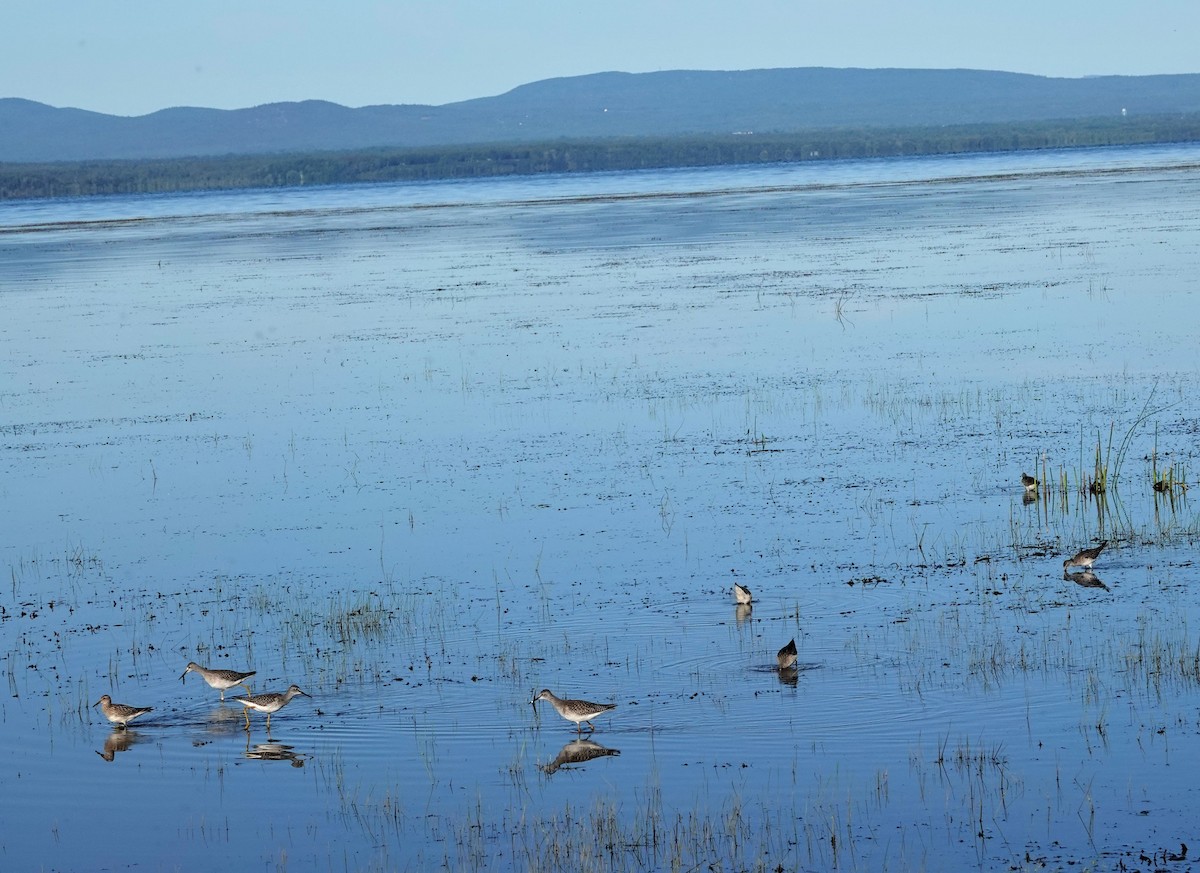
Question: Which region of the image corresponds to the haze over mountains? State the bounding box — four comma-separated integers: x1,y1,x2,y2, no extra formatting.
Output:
3,67,1200,164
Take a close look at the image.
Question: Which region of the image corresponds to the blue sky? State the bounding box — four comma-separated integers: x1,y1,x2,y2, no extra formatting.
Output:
7,1,1199,116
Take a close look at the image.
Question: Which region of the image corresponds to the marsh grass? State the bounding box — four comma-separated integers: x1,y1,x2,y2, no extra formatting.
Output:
1150,425,1190,500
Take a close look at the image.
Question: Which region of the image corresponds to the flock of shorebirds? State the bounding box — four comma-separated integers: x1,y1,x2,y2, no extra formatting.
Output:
94,472,1108,737
92,663,309,733
530,579,799,735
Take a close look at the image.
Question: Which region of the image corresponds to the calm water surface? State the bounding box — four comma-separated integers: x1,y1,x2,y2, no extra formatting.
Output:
3,144,1200,872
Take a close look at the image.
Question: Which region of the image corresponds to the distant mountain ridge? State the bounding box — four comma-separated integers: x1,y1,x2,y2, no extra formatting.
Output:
4,67,1200,163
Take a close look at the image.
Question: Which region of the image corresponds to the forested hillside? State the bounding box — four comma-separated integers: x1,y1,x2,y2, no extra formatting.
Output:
4,114,1198,201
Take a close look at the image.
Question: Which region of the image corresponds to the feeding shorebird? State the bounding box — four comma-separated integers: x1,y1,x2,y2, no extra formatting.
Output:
232,684,310,731
1063,541,1108,571
1021,473,1039,491
532,689,617,734
733,581,753,604
93,695,153,729
180,662,256,701
777,638,798,670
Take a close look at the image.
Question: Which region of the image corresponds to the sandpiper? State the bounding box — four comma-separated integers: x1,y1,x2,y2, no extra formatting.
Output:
232,684,310,731
1021,473,1039,491
180,662,256,700
532,689,616,734
777,638,798,670
733,581,753,604
1063,541,1107,571
93,695,153,729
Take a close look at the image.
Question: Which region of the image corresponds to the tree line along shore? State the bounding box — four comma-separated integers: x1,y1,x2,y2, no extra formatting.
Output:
2,114,1199,201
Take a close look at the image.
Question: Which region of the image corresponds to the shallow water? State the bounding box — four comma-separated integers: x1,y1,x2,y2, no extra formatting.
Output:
3,144,1200,872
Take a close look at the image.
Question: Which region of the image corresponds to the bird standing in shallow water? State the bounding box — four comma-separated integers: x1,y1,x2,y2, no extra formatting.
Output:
180,662,256,700
777,638,798,670
1021,473,1038,491
93,695,153,729
232,684,310,731
532,689,617,734
733,581,753,604
1063,541,1108,571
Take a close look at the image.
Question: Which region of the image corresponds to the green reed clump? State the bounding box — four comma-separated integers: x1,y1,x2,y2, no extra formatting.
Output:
1150,425,1189,497
1085,425,1112,496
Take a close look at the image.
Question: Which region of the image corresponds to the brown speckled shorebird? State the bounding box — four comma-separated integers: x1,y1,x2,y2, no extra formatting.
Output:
1021,473,1039,492
1063,541,1108,571
777,638,798,670
232,685,309,731
180,662,256,701
532,689,617,734
93,695,153,729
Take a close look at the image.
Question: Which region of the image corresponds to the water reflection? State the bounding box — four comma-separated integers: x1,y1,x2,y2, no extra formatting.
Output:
777,666,799,687
539,738,620,775
1065,569,1109,590
244,736,306,767
735,603,752,627
204,704,251,736
95,729,146,762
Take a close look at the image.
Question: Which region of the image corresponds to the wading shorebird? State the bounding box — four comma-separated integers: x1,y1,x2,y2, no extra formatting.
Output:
232,685,310,731
1021,473,1039,491
180,662,256,701
1063,541,1108,572
733,581,753,605
532,689,617,734
777,638,798,670
93,695,153,729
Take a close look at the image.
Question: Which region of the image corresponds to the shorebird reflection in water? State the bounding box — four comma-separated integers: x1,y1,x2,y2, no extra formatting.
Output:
180,662,256,700
733,581,753,604
1065,569,1109,591
96,729,142,761
245,739,306,767
777,638,798,670
1021,473,1039,492
93,695,153,729
1063,541,1108,571
232,684,310,731
532,689,617,734
540,738,621,775
735,602,753,626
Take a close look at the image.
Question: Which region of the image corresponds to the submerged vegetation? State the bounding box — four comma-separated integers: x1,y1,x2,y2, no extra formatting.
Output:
3,112,1200,200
